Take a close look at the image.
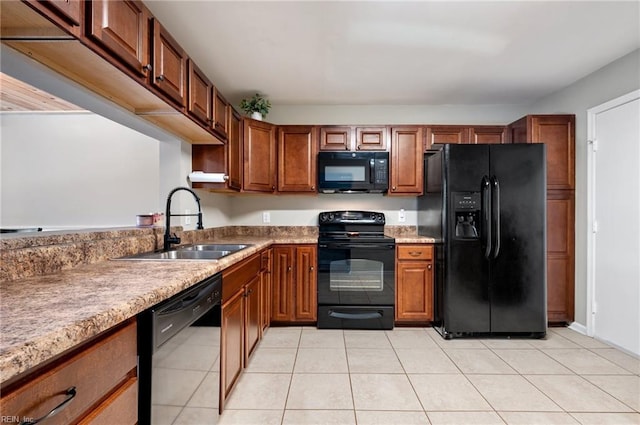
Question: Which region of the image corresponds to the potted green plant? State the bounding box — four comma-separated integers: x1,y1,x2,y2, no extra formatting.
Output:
239,93,271,121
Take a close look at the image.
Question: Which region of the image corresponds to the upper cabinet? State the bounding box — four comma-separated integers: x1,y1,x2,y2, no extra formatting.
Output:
277,126,318,193
151,18,187,107
87,0,150,77
425,125,508,149
213,88,229,139
187,59,213,126
389,126,423,195
319,126,351,151
243,118,277,193
509,115,575,190
319,125,387,151
42,0,82,27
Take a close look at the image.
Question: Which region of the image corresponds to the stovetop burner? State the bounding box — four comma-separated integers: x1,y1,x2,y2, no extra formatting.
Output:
318,211,394,243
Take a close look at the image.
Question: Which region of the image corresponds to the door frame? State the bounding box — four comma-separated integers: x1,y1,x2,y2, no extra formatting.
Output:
586,89,640,338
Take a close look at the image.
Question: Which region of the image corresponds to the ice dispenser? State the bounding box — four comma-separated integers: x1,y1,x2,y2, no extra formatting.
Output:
453,192,480,239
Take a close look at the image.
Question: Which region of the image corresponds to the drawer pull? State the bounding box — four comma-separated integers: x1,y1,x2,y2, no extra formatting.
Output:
21,386,76,425
409,251,422,256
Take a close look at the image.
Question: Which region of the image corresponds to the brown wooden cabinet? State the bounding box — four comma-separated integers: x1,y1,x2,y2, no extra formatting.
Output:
356,126,387,150
395,245,434,323
244,118,277,192
509,115,575,190
319,126,352,151
87,0,150,77
151,18,187,107
260,249,273,333
220,253,262,412
244,275,261,362
187,59,212,126
510,114,576,324
227,108,243,190
277,125,318,193
389,126,424,195
0,320,137,425
425,126,469,149
272,245,317,323
213,88,229,139
469,126,508,144
42,0,82,27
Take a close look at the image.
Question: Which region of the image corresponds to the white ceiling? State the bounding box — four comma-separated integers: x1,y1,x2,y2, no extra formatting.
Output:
144,1,639,107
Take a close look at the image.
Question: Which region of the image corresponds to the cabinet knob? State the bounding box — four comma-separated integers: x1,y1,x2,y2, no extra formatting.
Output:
288,266,292,272
156,75,165,82
311,185,315,191
310,266,314,272
392,186,396,191
272,185,276,191
143,64,153,72
345,146,349,151
357,145,361,150
428,264,432,270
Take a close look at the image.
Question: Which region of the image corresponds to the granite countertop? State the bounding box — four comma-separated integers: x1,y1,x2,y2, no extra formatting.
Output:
0,236,316,384
393,236,437,244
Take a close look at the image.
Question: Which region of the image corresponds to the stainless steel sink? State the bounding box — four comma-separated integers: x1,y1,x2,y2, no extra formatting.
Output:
181,243,252,252
115,243,252,261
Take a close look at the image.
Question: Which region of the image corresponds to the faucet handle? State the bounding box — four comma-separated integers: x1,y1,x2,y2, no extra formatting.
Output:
167,233,181,245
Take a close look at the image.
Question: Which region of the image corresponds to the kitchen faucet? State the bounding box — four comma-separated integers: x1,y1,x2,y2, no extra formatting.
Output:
164,187,204,251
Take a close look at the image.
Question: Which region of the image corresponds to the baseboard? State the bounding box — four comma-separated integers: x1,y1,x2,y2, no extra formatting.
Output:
568,321,587,335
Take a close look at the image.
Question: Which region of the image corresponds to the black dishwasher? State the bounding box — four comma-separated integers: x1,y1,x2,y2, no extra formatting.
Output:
138,273,222,425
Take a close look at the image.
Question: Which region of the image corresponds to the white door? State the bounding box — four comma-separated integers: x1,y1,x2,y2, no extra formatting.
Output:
587,90,640,355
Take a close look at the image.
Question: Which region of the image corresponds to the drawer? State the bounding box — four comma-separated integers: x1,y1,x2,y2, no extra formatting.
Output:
223,253,261,300
397,244,433,261
0,321,137,425
78,377,138,425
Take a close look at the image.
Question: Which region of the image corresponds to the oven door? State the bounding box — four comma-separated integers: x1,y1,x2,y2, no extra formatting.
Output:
317,241,395,306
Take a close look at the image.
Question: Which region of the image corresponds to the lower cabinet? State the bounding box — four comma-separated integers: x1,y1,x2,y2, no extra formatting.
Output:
219,252,263,413
0,320,138,425
395,244,434,323
260,248,273,333
272,244,317,323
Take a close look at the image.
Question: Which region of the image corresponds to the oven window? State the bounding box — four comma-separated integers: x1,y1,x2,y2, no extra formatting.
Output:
329,259,384,291
325,165,366,182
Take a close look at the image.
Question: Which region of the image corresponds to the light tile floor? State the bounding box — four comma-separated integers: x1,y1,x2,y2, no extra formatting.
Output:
196,326,640,424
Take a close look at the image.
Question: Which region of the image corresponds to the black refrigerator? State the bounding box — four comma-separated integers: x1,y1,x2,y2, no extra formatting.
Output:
418,144,547,339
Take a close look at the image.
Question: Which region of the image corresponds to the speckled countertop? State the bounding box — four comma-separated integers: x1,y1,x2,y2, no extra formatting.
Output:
0,236,316,384
0,226,436,385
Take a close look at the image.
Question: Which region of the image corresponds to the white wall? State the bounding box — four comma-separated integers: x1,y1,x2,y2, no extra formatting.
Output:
528,49,640,327
0,113,160,229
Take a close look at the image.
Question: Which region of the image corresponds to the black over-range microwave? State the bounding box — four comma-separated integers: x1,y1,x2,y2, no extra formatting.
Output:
317,151,389,193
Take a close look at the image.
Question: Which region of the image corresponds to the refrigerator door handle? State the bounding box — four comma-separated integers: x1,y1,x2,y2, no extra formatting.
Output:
481,176,492,259
491,176,501,259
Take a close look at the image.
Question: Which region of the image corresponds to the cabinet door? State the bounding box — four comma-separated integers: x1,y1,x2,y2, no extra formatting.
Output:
295,245,317,321
396,261,434,322
213,88,229,138
221,290,244,408
530,115,575,190
547,190,575,323
244,275,261,363
243,119,276,192
228,108,243,190
356,126,387,150
151,19,187,106
260,249,273,332
272,246,294,321
319,126,352,151
278,126,318,192
469,126,507,144
42,0,82,26
187,59,212,126
389,126,423,195
425,126,469,149
88,0,149,76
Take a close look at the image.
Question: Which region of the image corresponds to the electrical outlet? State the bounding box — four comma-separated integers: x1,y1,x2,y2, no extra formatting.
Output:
398,208,406,223
262,211,271,223
185,209,191,225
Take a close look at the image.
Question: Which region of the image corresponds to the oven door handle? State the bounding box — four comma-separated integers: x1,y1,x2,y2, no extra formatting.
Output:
319,243,395,250
329,310,383,320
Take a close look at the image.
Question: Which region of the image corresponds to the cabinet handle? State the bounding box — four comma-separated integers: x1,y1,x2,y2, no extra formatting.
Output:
310,266,314,272
392,186,397,191
311,186,315,191
143,64,153,72
345,146,349,151
156,75,165,82
287,266,292,272
409,251,422,256
428,264,432,270
357,145,361,150
21,387,77,425
272,186,276,191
